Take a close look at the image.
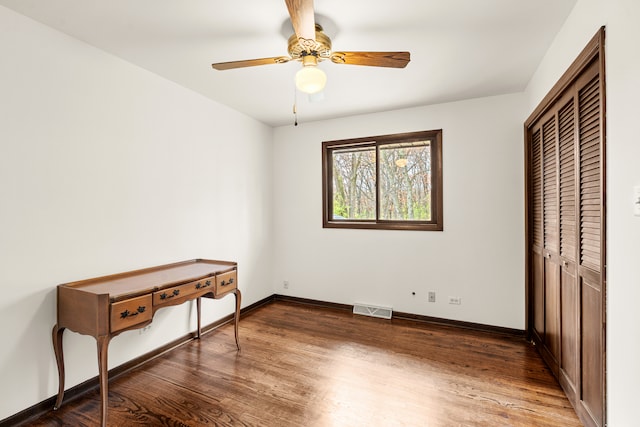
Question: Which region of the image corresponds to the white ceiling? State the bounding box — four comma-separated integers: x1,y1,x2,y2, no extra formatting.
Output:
1,0,577,127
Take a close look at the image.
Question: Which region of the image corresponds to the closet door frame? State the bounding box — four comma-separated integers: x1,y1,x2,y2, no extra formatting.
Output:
524,27,606,427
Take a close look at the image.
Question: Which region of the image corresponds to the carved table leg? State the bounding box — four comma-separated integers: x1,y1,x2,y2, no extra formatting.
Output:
196,297,202,339
233,289,242,350
52,325,66,410
96,335,111,427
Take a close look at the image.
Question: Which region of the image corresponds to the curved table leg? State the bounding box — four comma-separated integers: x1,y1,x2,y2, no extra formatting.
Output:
96,335,110,427
233,289,241,350
52,325,66,410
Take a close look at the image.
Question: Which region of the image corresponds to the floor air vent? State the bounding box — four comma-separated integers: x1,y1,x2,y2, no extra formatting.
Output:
353,303,393,319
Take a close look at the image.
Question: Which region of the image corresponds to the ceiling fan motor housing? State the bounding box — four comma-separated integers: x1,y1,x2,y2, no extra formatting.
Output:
288,24,332,61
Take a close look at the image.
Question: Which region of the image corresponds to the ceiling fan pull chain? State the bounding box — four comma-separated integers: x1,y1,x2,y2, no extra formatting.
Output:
293,87,298,126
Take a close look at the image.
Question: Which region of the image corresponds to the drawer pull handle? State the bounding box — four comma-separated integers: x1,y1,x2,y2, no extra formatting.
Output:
220,277,234,287
120,306,146,319
196,280,212,290
160,289,180,300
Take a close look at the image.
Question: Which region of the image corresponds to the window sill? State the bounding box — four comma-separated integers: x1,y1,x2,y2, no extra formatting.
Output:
323,220,443,231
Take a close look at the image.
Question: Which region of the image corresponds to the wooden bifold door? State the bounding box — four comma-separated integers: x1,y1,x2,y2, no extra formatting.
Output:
525,28,606,427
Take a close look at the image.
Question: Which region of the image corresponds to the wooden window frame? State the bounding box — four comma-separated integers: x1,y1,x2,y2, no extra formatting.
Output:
322,130,443,231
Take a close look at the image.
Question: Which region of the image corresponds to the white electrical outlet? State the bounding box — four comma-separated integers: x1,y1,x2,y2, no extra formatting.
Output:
448,296,462,305
283,280,289,289
428,291,436,303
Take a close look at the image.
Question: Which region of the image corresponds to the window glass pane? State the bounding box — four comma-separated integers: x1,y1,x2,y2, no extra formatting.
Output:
379,141,432,220
332,146,376,220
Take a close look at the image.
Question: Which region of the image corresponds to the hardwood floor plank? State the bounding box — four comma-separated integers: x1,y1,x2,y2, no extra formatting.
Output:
24,301,581,426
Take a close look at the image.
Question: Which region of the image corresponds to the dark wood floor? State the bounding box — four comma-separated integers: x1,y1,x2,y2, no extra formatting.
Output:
27,301,581,426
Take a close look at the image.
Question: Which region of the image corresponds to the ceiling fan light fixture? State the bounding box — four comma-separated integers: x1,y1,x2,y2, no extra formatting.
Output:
295,55,326,94
395,158,408,167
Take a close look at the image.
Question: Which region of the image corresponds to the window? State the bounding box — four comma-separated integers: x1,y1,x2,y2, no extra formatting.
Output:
322,130,443,231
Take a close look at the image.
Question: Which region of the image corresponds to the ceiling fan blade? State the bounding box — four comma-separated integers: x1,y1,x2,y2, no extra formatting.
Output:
330,51,411,68
212,56,291,70
285,0,316,49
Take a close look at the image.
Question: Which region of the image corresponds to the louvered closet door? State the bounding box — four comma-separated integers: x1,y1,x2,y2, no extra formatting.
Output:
542,115,561,369
530,129,544,342
576,60,603,426
526,29,605,427
558,94,579,396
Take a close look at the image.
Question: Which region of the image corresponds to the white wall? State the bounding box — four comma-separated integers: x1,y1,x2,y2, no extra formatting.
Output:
273,93,526,330
0,6,273,420
525,0,640,424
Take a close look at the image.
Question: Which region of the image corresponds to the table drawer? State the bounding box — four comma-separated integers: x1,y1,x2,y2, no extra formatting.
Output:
110,295,153,333
215,270,237,296
153,278,215,305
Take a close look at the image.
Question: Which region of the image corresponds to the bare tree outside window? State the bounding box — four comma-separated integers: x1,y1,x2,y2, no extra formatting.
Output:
331,146,376,220
379,142,432,221
322,130,443,231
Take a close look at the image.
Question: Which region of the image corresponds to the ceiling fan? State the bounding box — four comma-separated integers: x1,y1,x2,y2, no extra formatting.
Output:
211,0,410,94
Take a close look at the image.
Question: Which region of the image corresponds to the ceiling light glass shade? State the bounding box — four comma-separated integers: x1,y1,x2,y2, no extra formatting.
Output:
295,65,327,94
395,158,408,167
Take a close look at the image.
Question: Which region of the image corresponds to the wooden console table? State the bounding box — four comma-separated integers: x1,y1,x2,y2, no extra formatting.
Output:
52,259,241,427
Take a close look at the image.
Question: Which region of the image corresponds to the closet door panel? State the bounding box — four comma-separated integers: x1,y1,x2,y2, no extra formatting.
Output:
530,128,545,340
576,61,604,427
542,118,558,256
558,97,577,263
560,266,578,392
581,278,603,423
558,95,579,394
542,115,560,366
532,252,544,338
544,261,560,367
578,71,602,276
